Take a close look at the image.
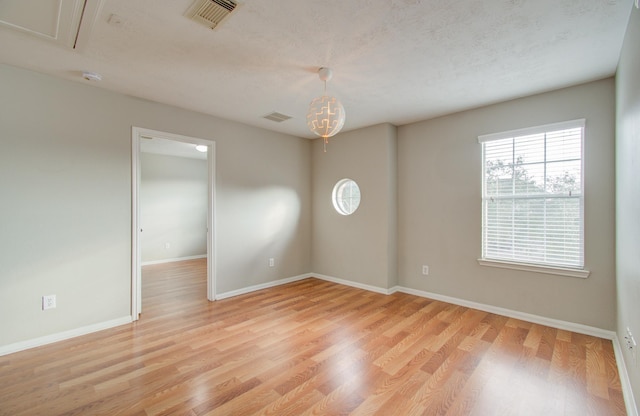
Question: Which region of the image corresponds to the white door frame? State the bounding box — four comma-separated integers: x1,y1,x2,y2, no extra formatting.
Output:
131,127,216,320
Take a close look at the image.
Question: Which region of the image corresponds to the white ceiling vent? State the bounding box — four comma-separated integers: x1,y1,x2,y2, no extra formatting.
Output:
263,112,292,123
186,0,237,29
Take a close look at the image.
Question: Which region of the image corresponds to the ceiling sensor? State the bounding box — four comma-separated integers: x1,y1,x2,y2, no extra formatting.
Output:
186,0,237,29
82,71,102,81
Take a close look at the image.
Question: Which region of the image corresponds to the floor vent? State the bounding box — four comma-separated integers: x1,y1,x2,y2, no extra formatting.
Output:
186,0,237,29
263,112,293,123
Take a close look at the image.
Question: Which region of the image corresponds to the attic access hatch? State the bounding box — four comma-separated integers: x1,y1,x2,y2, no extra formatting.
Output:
186,0,237,30
0,0,103,50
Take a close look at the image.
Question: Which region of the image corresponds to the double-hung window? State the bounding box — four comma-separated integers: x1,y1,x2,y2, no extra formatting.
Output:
479,119,586,275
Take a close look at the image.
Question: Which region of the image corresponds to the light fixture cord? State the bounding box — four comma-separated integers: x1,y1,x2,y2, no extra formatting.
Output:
323,77,328,152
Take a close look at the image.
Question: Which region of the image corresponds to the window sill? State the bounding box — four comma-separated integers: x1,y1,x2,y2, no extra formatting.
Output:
477,258,590,279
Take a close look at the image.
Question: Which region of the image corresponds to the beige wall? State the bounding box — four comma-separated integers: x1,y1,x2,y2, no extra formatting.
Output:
309,79,615,330
0,62,619,359
0,64,311,347
397,78,616,329
311,123,398,289
616,4,640,408
140,153,207,263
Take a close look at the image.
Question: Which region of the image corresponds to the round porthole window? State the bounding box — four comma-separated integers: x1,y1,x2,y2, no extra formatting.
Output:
332,178,361,215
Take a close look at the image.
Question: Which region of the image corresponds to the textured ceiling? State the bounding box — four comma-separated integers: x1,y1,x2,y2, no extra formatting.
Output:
0,0,634,139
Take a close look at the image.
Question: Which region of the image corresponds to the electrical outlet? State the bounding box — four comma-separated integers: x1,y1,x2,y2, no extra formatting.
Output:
42,295,56,310
269,258,275,267
422,265,429,275
626,327,637,365
164,242,171,249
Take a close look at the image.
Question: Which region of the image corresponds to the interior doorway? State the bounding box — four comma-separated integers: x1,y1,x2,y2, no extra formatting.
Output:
131,127,216,320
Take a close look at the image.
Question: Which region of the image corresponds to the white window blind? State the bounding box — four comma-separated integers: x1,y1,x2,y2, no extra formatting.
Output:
479,119,585,269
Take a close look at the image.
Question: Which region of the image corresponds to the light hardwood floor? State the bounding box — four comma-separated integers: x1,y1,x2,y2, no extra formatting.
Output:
0,259,627,415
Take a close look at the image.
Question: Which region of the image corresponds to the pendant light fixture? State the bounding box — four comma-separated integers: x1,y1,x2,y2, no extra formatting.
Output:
307,67,345,152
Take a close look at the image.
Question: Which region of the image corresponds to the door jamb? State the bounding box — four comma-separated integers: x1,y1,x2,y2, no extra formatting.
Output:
131,127,216,320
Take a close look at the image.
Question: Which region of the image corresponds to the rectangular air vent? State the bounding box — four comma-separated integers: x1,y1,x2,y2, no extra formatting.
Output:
263,112,292,123
186,0,237,29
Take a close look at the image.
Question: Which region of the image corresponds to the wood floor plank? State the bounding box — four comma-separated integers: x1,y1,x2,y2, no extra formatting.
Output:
0,259,627,415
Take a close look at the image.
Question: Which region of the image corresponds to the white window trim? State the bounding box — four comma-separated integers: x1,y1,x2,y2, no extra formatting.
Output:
332,178,361,216
477,258,590,279
479,118,587,274
478,119,585,143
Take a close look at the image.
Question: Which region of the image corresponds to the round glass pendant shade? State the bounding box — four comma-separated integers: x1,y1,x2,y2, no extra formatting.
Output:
307,95,346,138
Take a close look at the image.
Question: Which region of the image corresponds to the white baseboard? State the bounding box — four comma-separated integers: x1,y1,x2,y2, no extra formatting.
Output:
3,273,635,413
395,286,616,340
141,254,207,266
399,284,636,413
310,275,638,413
215,273,312,300
0,316,132,357
612,335,639,416
313,273,395,295
305,274,612,338
308,275,615,340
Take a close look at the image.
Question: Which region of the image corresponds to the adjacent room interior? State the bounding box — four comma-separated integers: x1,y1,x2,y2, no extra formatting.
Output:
0,0,638,414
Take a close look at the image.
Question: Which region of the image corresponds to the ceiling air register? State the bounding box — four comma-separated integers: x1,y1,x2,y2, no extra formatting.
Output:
186,0,237,29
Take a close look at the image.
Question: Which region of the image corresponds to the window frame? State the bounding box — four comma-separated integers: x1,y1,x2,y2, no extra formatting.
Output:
477,119,590,278
332,178,361,216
